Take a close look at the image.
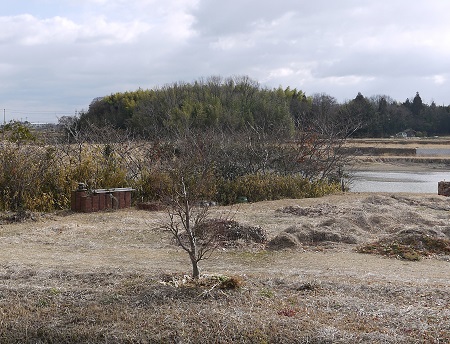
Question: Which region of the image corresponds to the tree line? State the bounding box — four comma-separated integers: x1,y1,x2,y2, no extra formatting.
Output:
75,76,450,138
4,75,448,213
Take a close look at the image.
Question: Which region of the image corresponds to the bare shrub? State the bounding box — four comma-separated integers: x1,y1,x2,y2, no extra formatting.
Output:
273,225,358,248
358,228,450,260
277,204,339,217
176,218,267,248
199,219,267,246
266,233,300,250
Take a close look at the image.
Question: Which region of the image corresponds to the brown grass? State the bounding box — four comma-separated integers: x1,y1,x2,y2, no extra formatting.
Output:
0,193,449,343
358,229,450,261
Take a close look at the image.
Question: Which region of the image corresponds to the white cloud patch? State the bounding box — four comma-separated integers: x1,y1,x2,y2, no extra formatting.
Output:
431,75,447,85
325,75,376,87
0,14,151,46
268,68,295,79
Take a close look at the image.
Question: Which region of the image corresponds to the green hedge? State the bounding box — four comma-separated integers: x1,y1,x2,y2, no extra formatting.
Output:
215,174,340,205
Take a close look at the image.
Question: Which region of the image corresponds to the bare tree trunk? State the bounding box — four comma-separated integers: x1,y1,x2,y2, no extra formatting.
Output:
190,254,200,279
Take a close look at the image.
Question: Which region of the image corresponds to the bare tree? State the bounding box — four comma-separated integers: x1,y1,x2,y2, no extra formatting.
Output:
280,94,363,183
163,177,218,279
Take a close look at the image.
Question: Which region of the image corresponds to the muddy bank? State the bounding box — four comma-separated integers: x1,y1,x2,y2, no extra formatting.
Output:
344,137,450,172
350,157,450,172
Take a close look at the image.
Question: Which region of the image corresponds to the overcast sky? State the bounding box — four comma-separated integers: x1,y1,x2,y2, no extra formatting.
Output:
1,0,450,123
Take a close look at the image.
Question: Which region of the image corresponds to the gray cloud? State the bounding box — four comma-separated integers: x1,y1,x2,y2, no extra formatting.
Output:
1,0,450,122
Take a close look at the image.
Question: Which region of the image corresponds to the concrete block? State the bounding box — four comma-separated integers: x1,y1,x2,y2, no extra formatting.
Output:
438,181,450,196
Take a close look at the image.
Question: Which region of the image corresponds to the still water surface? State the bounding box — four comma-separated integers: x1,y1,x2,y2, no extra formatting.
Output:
416,148,450,156
350,171,450,193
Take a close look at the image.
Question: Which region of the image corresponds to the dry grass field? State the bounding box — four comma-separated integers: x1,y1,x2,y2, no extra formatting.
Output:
0,192,449,343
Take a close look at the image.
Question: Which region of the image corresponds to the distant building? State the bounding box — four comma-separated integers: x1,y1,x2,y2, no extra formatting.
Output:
395,129,416,138
30,122,54,130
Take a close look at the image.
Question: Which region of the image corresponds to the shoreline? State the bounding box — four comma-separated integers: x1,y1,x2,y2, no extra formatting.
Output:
350,159,450,172
345,137,450,172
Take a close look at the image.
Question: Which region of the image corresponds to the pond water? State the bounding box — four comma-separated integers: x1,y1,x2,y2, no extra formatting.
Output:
416,148,450,156
350,171,450,193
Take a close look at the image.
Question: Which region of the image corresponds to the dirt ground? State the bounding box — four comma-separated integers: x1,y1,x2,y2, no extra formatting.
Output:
0,190,449,343
1,192,449,272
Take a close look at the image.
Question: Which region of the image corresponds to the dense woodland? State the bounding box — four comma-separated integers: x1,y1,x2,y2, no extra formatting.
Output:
76,75,450,138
